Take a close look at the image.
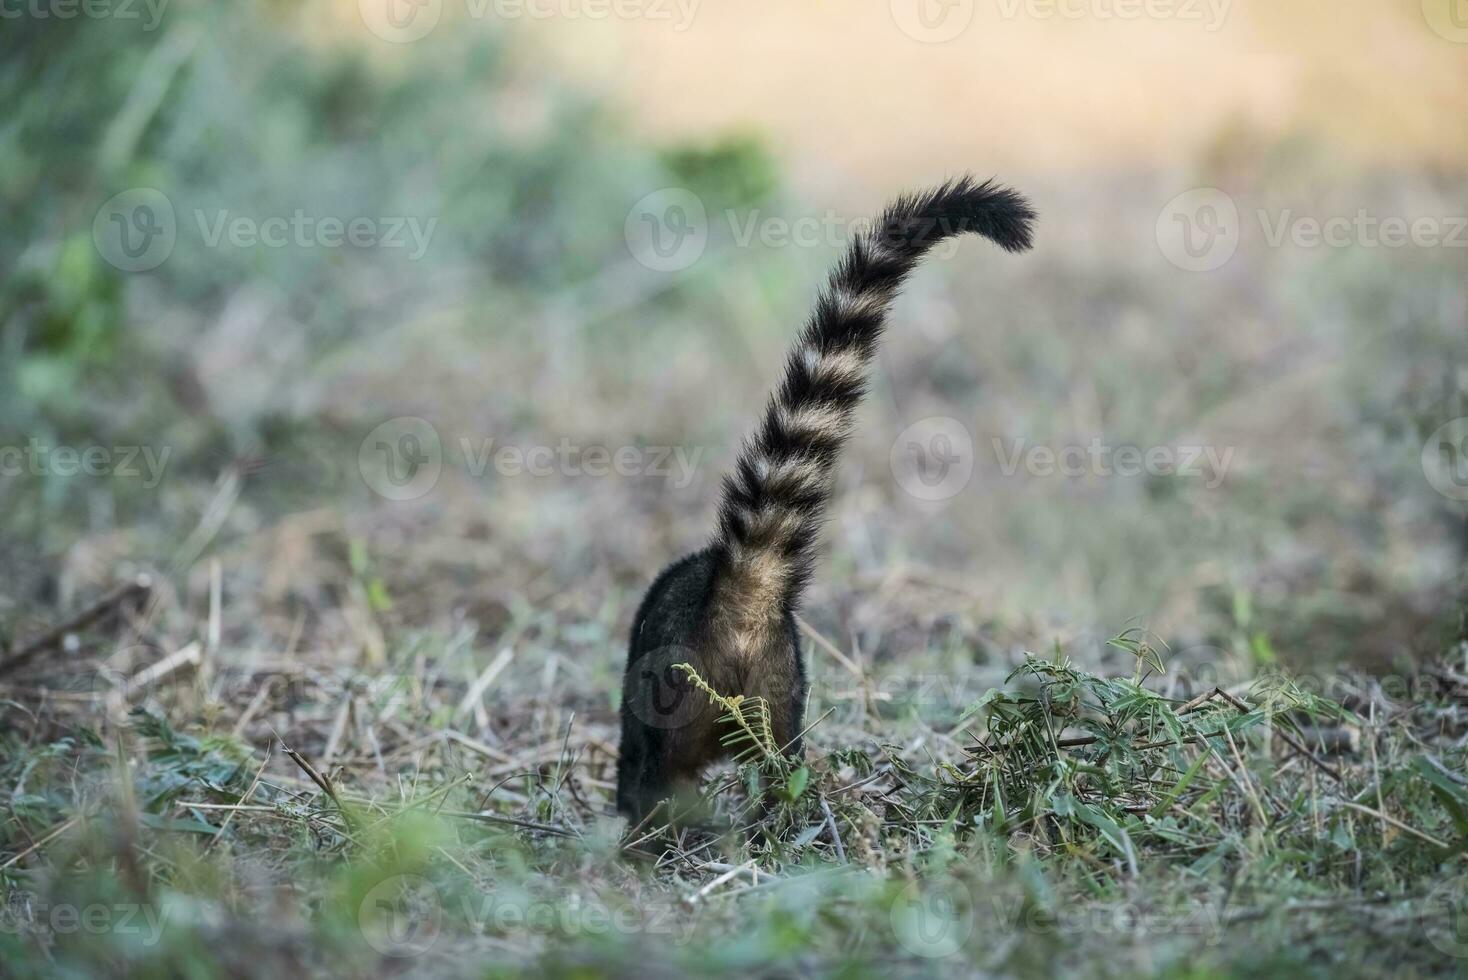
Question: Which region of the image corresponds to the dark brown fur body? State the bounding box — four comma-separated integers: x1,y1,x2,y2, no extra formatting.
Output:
616,178,1036,824
616,550,805,822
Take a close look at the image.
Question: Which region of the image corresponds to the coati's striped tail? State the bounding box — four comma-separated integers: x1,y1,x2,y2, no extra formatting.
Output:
711,177,1035,628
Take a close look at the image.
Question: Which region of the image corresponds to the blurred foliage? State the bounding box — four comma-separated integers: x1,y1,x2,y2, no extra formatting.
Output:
0,2,783,542
660,134,779,210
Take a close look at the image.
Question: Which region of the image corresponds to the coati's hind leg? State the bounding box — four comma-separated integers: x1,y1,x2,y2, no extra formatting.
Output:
613,718,652,821
615,699,711,828
617,551,727,826
617,680,692,827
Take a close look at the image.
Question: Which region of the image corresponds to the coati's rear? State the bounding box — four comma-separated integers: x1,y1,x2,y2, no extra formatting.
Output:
616,178,1035,823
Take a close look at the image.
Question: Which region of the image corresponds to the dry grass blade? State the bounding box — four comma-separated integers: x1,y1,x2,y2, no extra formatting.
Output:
277,735,357,835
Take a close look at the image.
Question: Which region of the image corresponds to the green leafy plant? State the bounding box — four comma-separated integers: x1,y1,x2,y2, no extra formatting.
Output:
926,651,1389,871
672,661,782,766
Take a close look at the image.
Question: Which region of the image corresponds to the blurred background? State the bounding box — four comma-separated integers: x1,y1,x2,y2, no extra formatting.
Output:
2,0,1466,696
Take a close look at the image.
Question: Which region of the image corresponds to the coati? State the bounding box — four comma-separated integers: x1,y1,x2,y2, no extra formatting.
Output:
615,177,1035,824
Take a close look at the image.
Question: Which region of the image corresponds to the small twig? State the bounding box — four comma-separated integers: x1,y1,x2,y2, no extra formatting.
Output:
1337,801,1450,851
1175,688,1222,716
620,800,675,852
232,677,276,737
1222,725,1269,827
108,642,202,710
1223,894,1399,925
829,767,892,797
440,728,514,763
820,797,846,863
0,816,80,871
780,707,835,757
795,616,863,679
435,845,478,881
320,694,354,769
1216,687,1344,783
456,648,514,720
684,860,757,907
206,560,223,647
441,809,579,839
0,577,152,677
359,774,475,835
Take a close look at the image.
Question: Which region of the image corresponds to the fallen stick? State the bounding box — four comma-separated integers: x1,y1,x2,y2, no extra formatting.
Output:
456,647,515,720
0,816,80,871
0,576,153,677
108,642,202,710
1337,801,1450,851
795,616,864,679
441,809,580,839
820,797,846,863
684,860,757,907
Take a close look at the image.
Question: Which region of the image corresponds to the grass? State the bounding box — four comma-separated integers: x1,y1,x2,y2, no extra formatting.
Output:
2,593,1466,977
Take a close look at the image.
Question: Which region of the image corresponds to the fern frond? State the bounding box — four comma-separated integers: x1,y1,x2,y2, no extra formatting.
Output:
673,663,781,763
